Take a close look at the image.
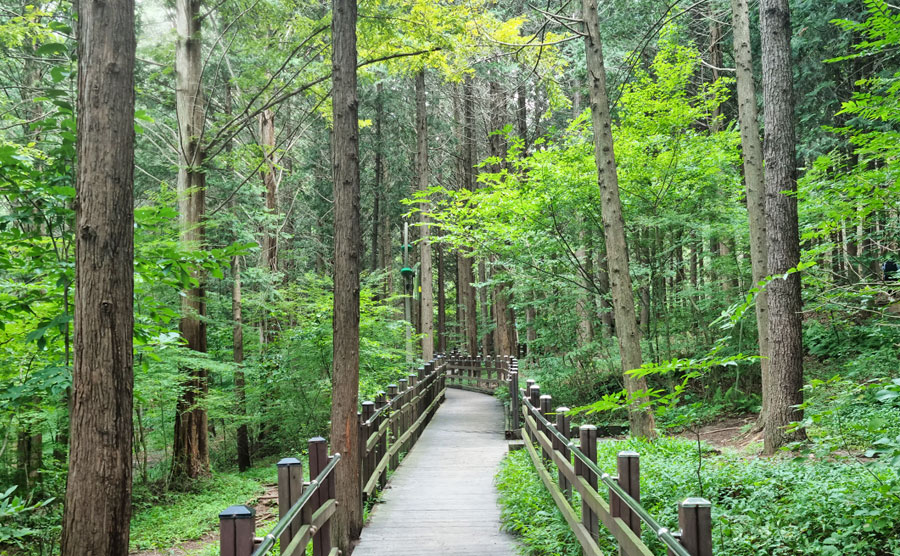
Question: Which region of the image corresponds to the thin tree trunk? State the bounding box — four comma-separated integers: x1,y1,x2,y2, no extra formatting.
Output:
517,83,528,152
576,231,594,346
460,79,478,356
173,0,210,482
61,0,135,550
260,109,278,272
597,249,615,336
732,0,771,429
225,80,251,472
232,255,251,471
582,0,655,437
372,83,383,274
416,70,434,360
437,231,447,353
478,260,491,356
761,0,805,454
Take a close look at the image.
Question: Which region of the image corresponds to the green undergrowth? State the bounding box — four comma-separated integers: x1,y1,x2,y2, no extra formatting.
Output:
496,437,900,556
129,464,276,551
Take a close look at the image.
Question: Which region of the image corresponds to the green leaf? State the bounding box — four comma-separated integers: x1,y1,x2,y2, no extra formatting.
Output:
35,43,67,56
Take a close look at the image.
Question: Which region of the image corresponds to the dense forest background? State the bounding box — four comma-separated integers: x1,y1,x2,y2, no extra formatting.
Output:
1,0,899,553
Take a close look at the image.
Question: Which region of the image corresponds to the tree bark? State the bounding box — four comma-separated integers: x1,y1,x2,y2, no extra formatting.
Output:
731,0,771,427
478,260,491,356
330,0,362,547
172,0,210,482
61,0,135,551
576,233,594,346
437,230,447,353
225,81,251,472
372,83,383,274
260,109,278,273
232,254,251,472
597,249,615,336
760,0,805,454
582,0,655,437
460,79,478,356
416,70,434,360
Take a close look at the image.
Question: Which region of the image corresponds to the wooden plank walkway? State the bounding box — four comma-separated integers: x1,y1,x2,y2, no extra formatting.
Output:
353,388,520,556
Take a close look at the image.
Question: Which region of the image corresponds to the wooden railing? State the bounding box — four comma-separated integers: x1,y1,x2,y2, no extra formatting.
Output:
218,358,448,556
444,353,513,393
512,368,714,556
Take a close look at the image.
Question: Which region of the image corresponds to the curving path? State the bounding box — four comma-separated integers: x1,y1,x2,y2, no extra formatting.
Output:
352,388,519,556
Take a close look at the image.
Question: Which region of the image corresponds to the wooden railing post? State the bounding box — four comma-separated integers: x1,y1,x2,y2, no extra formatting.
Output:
219,505,255,556
509,371,520,431
671,498,712,556
387,384,399,470
361,401,375,496
539,394,552,462
611,450,641,543
528,384,540,408
408,373,419,444
578,425,599,541
375,392,388,488
309,437,330,556
398,378,409,454
555,407,571,498
276,457,303,552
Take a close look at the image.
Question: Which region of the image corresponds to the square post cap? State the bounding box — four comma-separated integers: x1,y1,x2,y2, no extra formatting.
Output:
219,505,255,519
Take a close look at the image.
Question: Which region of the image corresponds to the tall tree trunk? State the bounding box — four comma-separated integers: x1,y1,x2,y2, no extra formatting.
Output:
260,109,278,272
491,261,515,356
416,70,434,360
61,0,135,550
760,0,805,454
582,0,655,437
173,0,210,481
15,430,42,492
330,0,362,546
576,231,594,346
381,211,392,300
372,83,383,274
225,81,251,472
259,108,278,345
517,82,528,152
708,0,723,132
437,231,447,353
232,255,251,472
478,261,491,356
597,249,615,336
460,79,478,356
732,0,771,428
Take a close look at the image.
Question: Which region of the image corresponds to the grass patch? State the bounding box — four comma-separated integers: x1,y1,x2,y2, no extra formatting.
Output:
497,437,900,555
496,449,580,556
130,465,275,551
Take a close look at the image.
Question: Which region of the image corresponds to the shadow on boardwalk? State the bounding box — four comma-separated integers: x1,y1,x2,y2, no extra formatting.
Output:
353,388,520,556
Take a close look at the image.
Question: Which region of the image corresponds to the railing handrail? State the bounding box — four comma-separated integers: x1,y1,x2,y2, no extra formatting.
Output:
520,395,692,556
250,453,341,556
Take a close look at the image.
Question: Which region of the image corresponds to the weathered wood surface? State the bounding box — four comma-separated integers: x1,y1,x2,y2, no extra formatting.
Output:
353,388,519,556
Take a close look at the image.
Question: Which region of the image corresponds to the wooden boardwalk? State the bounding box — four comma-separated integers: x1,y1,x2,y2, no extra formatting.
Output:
353,388,519,556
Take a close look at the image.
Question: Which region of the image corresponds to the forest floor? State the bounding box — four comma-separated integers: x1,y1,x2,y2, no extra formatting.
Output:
129,483,278,556
678,413,762,451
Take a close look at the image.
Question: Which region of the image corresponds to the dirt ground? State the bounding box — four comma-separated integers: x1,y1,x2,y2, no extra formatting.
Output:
677,413,762,451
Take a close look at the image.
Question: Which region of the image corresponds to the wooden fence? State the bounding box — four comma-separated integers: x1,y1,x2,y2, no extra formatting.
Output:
218,358,448,556
444,353,514,393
